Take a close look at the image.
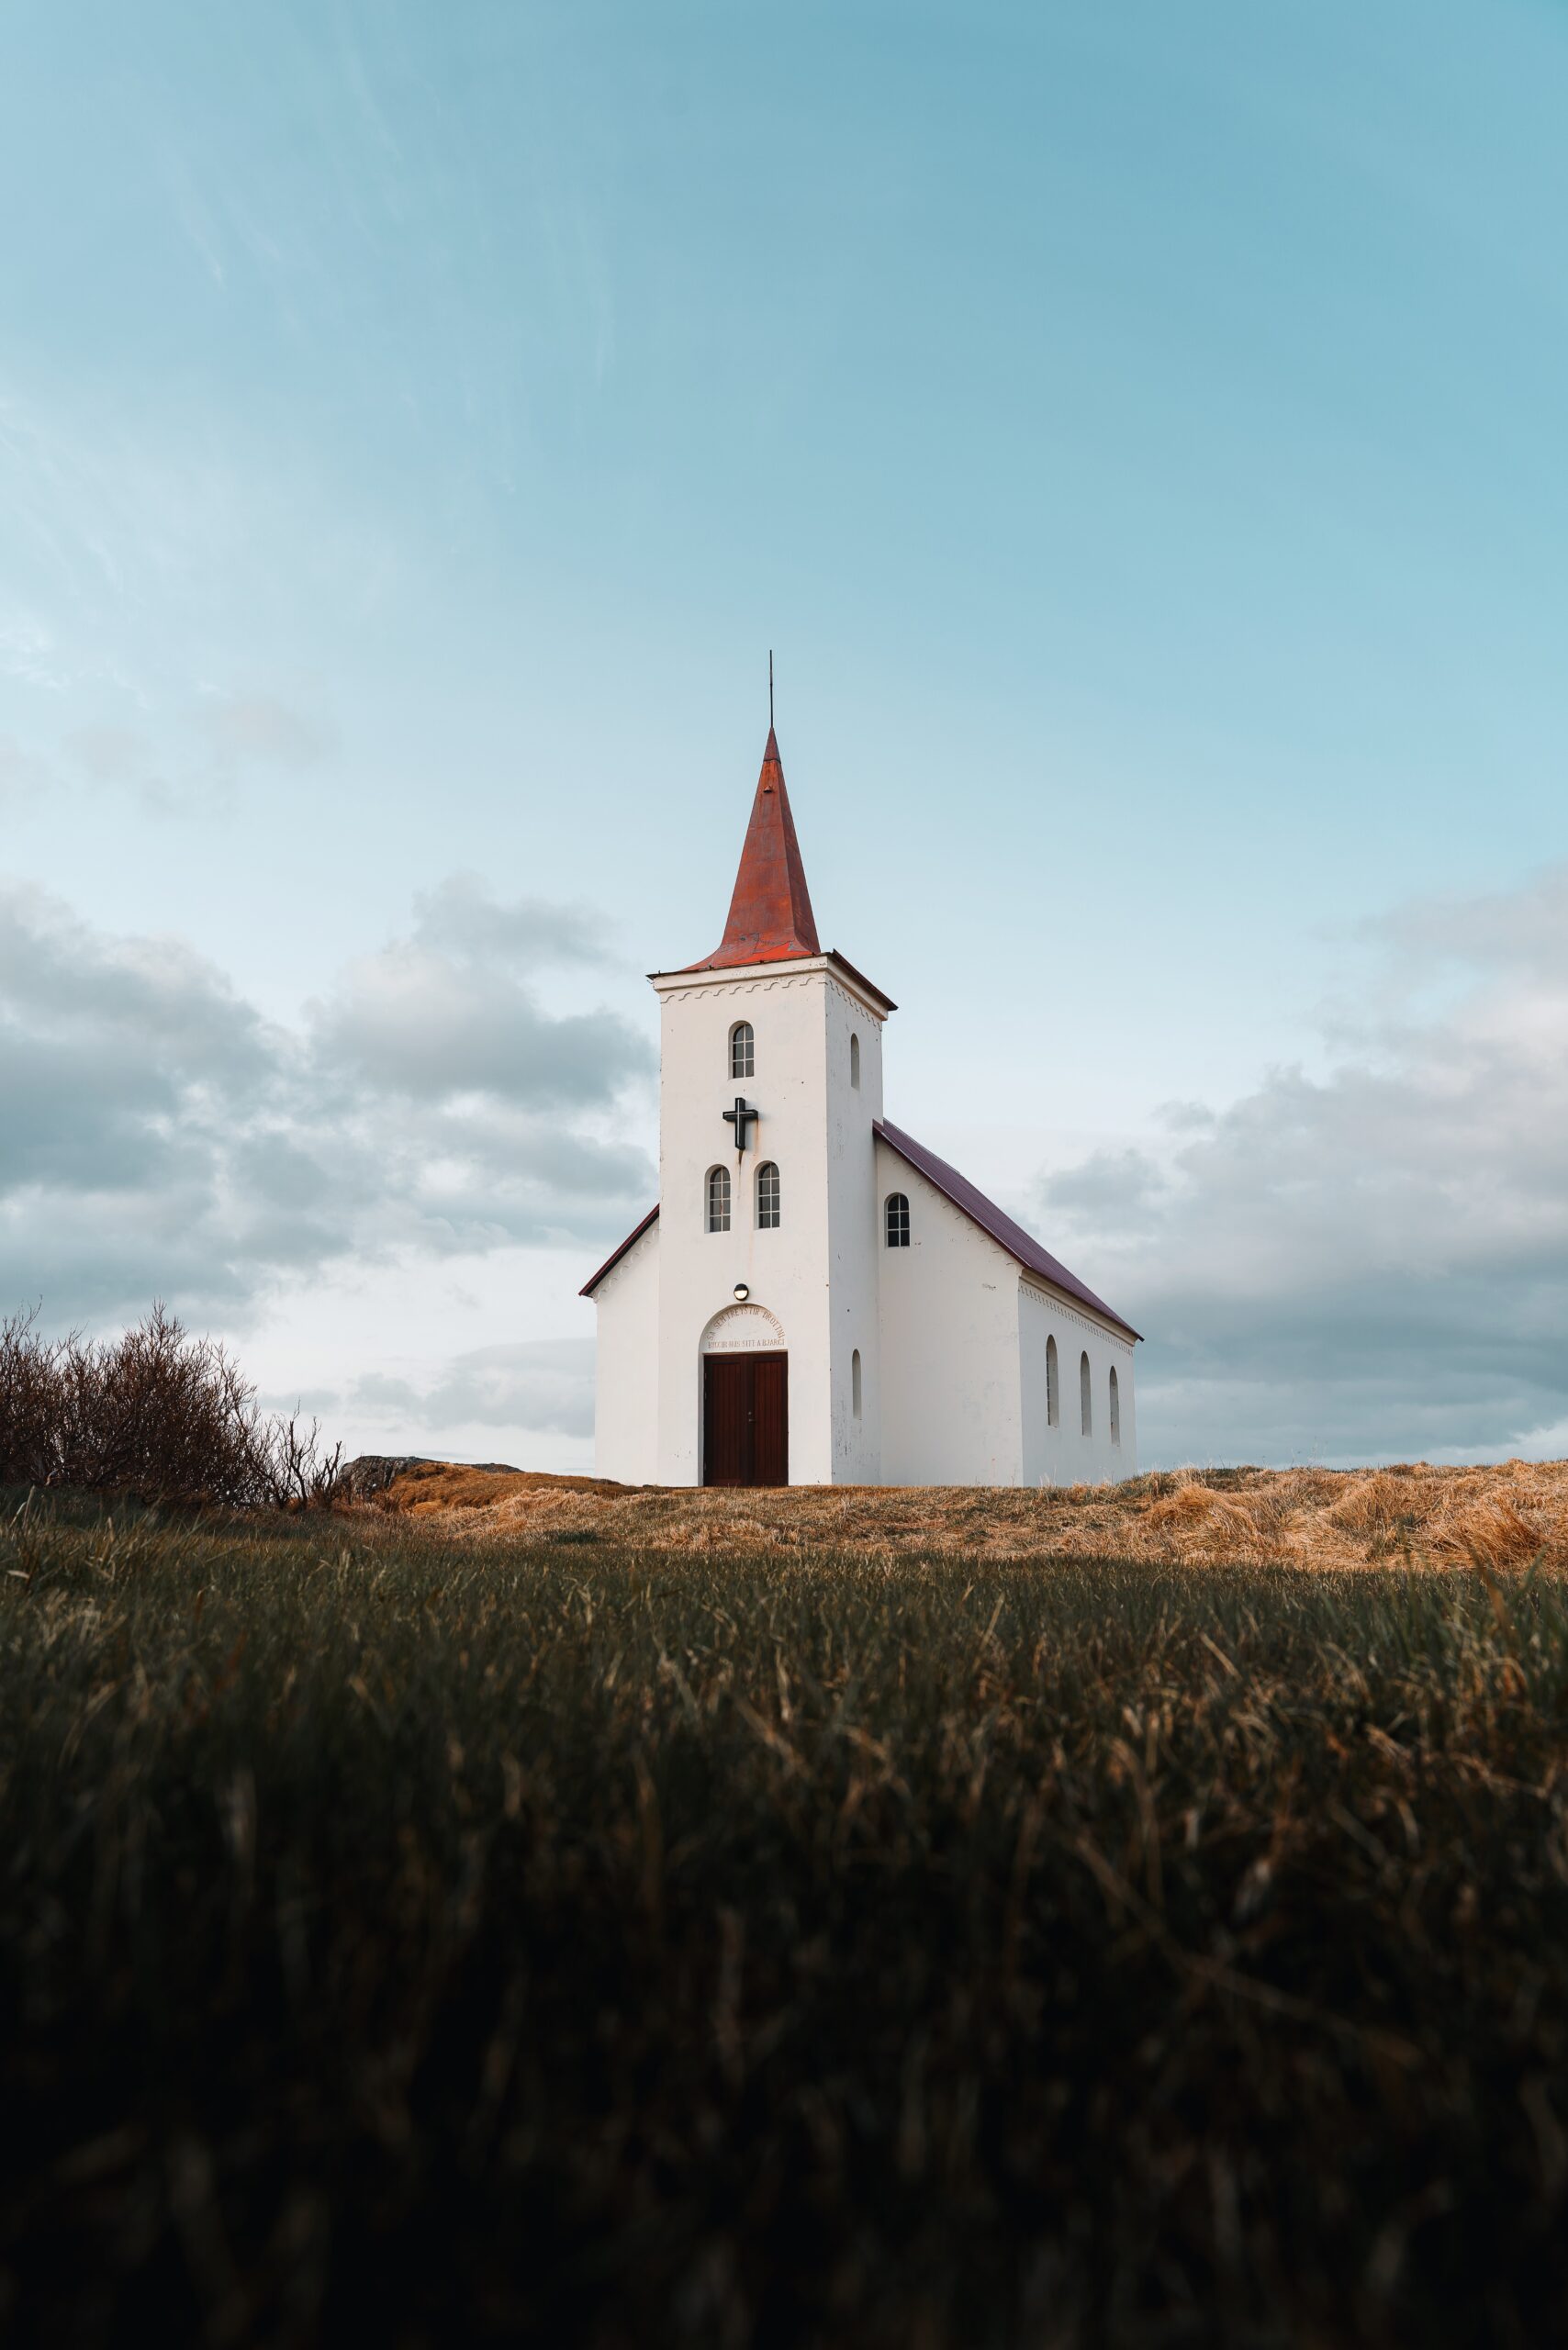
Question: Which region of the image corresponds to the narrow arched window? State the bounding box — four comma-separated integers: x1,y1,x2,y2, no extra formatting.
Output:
1046,1333,1059,1428
756,1160,780,1229
1080,1350,1092,1437
851,1348,862,1419
849,1032,861,1089
706,1165,731,1232
1109,1366,1121,1446
730,1021,754,1080
885,1192,910,1248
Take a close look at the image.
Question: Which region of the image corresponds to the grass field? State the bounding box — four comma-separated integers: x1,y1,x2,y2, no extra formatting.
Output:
4,1493,1568,2346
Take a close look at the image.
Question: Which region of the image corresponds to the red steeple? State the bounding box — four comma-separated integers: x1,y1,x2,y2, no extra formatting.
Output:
687,727,820,970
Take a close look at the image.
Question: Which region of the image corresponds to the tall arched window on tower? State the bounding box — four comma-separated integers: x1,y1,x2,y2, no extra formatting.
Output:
706,1165,731,1233
730,1021,754,1080
1109,1366,1121,1447
756,1160,780,1229
852,1348,862,1420
885,1192,910,1248
1080,1350,1092,1437
849,1033,861,1089
1047,1333,1059,1427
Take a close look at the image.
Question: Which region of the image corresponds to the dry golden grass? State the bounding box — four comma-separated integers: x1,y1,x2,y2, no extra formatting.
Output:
362,1454,1568,1572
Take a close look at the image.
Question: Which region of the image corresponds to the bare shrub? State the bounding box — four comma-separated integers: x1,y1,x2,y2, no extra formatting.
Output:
0,1304,342,1511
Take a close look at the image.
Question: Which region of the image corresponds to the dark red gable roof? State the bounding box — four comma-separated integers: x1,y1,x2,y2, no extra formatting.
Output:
823,948,897,1013
583,1138,1137,1337
684,727,820,970
875,1119,1141,1341
579,1204,659,1298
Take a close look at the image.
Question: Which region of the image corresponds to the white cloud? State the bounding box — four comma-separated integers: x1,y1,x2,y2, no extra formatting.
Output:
195,691,333,769
52,690,333,817
25,855,1564,1474
0,876,654,1331
349,1338,595,1438
308,870,645,1108
0,733,55,801
1035,862,1568,1465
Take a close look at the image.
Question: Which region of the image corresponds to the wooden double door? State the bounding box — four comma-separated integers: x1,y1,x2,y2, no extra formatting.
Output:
702,1351,789,1487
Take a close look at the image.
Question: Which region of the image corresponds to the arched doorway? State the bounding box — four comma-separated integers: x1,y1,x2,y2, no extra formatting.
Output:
700,1305,788,1487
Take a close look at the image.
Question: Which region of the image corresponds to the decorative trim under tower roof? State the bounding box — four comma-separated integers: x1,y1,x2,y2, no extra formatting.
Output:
684,727,821,971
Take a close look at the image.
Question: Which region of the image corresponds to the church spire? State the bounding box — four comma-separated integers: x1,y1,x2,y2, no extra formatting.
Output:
687,725,821,970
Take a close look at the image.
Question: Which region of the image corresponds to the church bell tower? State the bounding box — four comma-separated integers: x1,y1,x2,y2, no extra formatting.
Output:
647,727,895,1485
584,705,1139,1489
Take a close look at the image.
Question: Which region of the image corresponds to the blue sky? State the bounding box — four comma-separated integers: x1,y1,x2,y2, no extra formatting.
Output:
4,0,1567,1468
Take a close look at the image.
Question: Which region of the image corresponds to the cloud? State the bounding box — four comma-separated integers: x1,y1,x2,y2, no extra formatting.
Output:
1035,862,1568,1466
348,1338,595,1438
1366,863,1568,979
0,733,55,801
195,691,333,769
0,882,273,1080
1041,1147,1164,1219
409,872,609,968
310,876,649,1106
0,614,68,691
63,724,150,783
0,877,653,1327
54,692,332,817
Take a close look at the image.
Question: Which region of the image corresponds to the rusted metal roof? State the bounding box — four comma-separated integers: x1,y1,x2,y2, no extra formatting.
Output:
682,727,821,971
579,1204,659,1298
649,941,897,1011
874,1119,1141,1341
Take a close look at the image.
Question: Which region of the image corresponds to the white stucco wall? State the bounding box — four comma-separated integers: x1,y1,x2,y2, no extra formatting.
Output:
824,978,883,1483
1017,1279,1137,1485
593,952,1138,1493
591,1215,660,1483
649,955,890,1487
876,1146,1025,1485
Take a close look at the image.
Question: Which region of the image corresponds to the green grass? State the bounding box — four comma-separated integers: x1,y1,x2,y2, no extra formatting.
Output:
3,1498,1568,2347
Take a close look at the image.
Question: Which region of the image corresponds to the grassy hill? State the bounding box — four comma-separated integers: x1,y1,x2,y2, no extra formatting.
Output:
363,1453,1568,1573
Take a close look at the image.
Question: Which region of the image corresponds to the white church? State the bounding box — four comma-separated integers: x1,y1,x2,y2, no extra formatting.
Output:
582,726,1139,1487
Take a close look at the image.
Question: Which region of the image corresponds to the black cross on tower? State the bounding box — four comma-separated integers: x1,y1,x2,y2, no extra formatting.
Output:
722,1097,757,1153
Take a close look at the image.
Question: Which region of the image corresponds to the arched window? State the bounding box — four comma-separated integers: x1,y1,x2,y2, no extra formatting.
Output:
1046,1333,1059,1428
729,1021,754,1080
851,1348,862,1419
885,1192,910,1248
756,1160,780,1229
1080,1350,1092,1437
706,1165,731,1233
849,1032,861,1089
1109,1366,1121,1447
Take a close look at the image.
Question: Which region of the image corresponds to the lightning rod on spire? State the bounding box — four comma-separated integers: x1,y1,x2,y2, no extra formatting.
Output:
768,649,774,733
